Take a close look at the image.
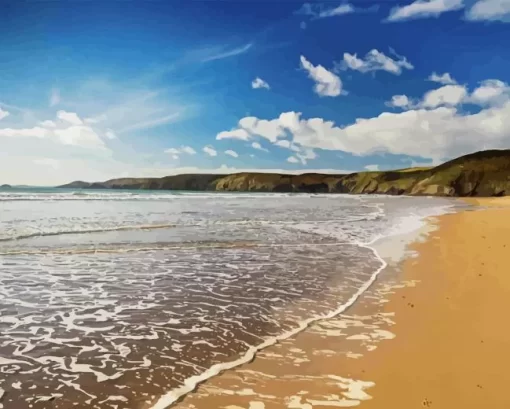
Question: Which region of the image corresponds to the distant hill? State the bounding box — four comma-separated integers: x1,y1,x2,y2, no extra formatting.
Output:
57,149,510,197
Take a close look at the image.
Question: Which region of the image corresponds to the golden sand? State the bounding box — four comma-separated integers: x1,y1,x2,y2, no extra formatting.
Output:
171,197,510,409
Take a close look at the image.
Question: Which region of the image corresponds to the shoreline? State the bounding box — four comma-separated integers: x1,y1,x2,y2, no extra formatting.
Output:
151,200,460,409
167,197,510,409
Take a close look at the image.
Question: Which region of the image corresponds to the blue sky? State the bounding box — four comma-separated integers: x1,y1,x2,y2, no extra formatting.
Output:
1,0,510,185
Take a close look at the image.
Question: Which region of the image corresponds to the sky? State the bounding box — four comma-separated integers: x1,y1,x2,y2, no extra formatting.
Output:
1,0,510,185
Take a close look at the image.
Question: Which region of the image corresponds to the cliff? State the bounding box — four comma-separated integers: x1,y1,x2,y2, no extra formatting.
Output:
57,149,510,197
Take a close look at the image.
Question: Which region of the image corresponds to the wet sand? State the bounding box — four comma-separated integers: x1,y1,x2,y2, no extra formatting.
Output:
172,197,510,409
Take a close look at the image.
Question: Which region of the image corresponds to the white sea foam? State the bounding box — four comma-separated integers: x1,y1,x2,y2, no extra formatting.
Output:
0,190,463,408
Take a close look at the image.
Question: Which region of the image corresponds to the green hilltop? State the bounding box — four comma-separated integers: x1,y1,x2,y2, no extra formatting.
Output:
58,149,510,197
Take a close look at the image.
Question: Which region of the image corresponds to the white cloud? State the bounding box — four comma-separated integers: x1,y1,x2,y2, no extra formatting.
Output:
0,107,10,121
40,120,57,128
387,0,464,22
201,43,253,62
57,110,83,125
274,139,291,149
421,84,468,108
105,130,117,140
251,142,269,152
287,156,300,163
164,146,196,158
252,77,270,90
295,148,317,165
300,55,343,97
428,72,457,85
0,127,49,139
216,78,510,161
217,128,251,141
225,149,239,158
389,80,509,111
319,4,355,17
84,114,107,124
49,88,60,107
467,79,510,105
217,117,284,143
466,0,510,21
53,125,106,149
203,145,218,156
386,95,413,109
119,112,181,134
365,164,380,171
338,49,413,75
181,146,196,155
297,3,355,19
0,110,107,150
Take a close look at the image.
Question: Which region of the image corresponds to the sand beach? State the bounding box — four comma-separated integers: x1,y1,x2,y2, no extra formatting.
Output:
170,197,510,409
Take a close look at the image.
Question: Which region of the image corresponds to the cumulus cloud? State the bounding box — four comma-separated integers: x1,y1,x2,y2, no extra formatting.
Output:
388,80,509,111
164,146,196,159
386,0,464,22
0,108,9,121
421,84,468,108
467,79,510,105
386,95,414,109
300,55,343,97
337,49,413,75
217,117,284,143
216,78,510,162
252,77,270,90
217,128,251,141
57,110,83,126
466,0,510,21
251,142,269,152
203,145,217,156
40,120,57,128
287,156,300,163
428,72,457,85
0,111,106,150
225,149,239,158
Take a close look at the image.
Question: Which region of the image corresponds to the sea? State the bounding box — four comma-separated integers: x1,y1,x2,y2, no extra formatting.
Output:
0,187,464,409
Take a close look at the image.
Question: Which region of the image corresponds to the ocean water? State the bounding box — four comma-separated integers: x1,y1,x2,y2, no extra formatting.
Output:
0,188,461,409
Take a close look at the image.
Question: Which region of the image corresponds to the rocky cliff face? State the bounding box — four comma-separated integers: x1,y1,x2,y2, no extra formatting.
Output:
57,149,510,197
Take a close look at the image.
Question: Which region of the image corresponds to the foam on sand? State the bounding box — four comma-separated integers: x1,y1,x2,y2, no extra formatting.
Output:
149,235,389,409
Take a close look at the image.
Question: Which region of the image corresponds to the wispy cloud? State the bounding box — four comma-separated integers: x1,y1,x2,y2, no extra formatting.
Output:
201,43,253,62
428,72,457,85
118,112,182,134
49,88,60,107
386,0,464,22
225,149,239,158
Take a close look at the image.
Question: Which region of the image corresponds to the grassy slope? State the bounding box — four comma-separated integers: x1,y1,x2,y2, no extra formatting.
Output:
57,149,510,197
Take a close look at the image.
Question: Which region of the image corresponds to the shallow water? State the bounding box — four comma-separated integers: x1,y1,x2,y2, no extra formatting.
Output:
0,189,461,408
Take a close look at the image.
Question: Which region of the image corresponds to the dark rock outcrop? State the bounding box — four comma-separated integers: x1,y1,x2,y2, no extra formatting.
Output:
57,149,510,197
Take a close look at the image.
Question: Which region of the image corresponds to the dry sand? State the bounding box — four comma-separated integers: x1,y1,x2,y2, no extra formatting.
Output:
170,197,510,409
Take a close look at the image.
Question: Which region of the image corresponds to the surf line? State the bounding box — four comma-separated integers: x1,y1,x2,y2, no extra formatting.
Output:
149,234,387,409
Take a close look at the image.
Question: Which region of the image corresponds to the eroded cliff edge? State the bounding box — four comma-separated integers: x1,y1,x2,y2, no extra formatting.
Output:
58,149,510,197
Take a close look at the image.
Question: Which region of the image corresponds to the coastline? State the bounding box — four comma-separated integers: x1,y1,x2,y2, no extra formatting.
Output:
165,197,510,409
